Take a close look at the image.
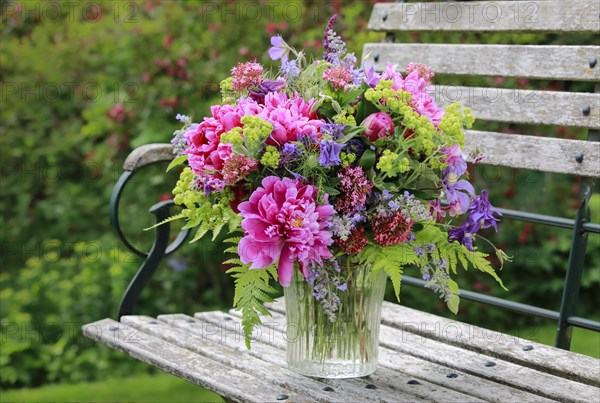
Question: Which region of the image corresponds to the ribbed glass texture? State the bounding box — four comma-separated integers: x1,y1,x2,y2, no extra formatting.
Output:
284,262,387,378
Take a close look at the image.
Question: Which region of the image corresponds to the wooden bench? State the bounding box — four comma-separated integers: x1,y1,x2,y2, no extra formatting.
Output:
85,1,600,401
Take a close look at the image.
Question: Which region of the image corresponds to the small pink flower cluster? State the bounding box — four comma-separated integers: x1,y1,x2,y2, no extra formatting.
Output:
322,66,353,90
222,154,258,185
231,61,264,91
335,166,373,215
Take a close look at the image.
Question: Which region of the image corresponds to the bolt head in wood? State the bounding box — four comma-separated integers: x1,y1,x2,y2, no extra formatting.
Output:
522,345,534,351
590,58,597,68
582,105,591,116
484,361,496,367
382,13,388,21
575,152,584,163
276,394,289,400
374,54,380,63
365,383,377,389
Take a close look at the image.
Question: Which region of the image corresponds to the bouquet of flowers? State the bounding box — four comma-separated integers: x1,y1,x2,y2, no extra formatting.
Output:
166,16,508,350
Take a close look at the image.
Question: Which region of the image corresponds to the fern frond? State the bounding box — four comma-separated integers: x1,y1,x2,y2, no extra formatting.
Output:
461,249,508,290
227,260,277,349
358,243,419,301
143,212,187,231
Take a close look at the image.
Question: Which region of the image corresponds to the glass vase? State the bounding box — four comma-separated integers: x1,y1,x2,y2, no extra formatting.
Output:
284,259,387,378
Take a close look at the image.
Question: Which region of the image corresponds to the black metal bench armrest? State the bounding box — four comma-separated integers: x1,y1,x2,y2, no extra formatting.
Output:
110,143,190,319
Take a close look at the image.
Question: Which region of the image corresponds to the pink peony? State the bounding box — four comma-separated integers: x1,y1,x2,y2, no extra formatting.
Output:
361,112,394,142
184,105,240,188
259,92,324,146
237,176,334,287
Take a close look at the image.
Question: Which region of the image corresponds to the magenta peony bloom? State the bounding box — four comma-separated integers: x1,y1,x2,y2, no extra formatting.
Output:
259,92,324,146
361,112,394,142
237,176,334,287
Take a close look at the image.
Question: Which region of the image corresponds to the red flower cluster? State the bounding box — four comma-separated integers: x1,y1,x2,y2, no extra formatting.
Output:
335,227,368,255
372,211,413,246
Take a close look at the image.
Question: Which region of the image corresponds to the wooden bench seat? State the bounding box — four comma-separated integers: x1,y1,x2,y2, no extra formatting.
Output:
85,1,600,401
83,298,599,402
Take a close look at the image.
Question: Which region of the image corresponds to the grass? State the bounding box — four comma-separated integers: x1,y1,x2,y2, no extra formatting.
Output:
1,373,224,403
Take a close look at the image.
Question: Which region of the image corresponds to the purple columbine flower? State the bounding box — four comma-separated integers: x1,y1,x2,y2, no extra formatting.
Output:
441,145,467,177
318,139,344,167
469,190,501,231
448,220,480,251
337,283,347,291
442,167,475,216
268,35,289,63
321,122,346,139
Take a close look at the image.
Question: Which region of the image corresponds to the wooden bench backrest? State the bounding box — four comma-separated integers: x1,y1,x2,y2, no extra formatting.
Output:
362,0,600,178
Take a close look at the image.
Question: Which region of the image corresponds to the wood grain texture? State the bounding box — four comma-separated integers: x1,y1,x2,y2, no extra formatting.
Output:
82,319,307,403
464,130,600,177
197,311,483,403
226,309,551,403
430,86,600,129
264,299,600,402
123,143,173,171
362,44,600,81
181,313,435,402
120,315,345,403
368,1,600,33
377,302,600,387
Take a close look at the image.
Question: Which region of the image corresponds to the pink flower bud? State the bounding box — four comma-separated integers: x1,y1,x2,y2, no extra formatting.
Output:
361,112,394,142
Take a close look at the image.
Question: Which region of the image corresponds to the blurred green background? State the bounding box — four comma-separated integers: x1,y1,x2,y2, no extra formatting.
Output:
1,0,598,401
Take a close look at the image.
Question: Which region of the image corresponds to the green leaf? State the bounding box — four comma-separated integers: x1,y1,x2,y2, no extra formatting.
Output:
166,155,188,172
447,295,460,314
359,149,376,170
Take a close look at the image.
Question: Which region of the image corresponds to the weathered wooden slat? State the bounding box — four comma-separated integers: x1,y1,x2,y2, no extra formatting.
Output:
363,44,600,82
123,143,173,171
82,318,306,403
264,299,600,401
227,308,551,403
198,311,483,403
464,130,600,177
120,315,345,403
377,301,600,387
368,1,600,33
430,86,600,129
180,313,433,403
